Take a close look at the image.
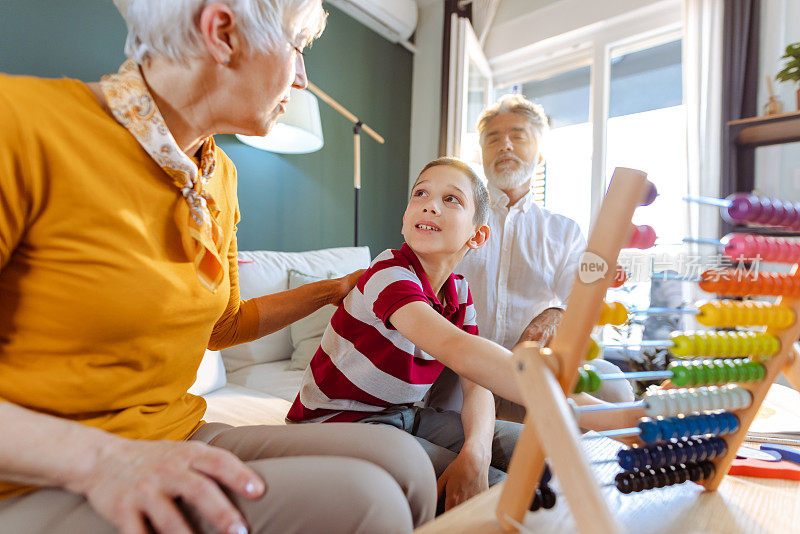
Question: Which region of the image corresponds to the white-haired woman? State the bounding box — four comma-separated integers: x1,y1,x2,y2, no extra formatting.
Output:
0,1,436,533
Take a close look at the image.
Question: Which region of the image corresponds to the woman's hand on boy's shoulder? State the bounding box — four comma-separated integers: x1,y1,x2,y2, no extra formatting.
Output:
330,269,366,305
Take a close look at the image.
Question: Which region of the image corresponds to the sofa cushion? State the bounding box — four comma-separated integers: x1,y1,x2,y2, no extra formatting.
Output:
222,246,371,373
288,269,339,370
188,350,226,396
226,361,306,402
202,383,292,426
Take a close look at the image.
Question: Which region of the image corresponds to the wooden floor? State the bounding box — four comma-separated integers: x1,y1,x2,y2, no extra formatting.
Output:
415,437,800,534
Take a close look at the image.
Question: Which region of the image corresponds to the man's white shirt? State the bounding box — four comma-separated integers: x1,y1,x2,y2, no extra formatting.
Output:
456,184,587,350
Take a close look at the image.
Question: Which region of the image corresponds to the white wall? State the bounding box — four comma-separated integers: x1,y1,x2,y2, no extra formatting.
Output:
755,0,800,201
408,0,444,190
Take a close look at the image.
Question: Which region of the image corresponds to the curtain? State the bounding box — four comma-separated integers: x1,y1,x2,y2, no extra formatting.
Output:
683,0,724,257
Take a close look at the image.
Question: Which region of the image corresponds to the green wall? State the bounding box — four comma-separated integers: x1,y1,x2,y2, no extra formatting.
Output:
0,1,412,255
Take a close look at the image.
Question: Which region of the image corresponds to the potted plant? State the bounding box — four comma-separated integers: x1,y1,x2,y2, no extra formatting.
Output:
776,42,800,109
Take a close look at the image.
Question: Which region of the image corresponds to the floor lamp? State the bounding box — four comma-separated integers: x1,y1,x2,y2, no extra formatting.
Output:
236,83,385,247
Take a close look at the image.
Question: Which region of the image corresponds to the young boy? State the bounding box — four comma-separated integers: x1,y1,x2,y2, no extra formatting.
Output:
288,157,524,512
287,157,631,511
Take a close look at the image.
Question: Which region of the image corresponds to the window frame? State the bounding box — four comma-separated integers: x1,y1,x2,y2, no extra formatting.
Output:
492,1,682,224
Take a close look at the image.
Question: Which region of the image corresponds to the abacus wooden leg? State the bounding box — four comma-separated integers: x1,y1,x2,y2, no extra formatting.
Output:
501,343,624,534
494,414,546,531
781,345,800,391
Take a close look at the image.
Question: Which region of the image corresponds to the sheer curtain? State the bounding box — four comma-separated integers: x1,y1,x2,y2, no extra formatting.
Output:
683,0,723,258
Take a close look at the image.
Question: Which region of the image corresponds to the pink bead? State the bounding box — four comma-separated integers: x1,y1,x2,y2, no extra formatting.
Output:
723,233,752,261
627,224,657,249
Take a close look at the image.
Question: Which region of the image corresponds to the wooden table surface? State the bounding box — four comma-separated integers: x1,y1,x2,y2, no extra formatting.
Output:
414,437,800,534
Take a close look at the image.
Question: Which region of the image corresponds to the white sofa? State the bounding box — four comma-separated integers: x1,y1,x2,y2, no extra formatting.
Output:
192,246,372,426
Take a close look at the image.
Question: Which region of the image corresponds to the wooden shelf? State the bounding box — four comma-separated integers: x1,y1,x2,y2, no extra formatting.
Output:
728,110,800,147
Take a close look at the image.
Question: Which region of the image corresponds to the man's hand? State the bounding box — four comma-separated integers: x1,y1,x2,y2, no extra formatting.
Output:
515,307,564,347
72,437,266,534
330,269,366,306
436,450,489,512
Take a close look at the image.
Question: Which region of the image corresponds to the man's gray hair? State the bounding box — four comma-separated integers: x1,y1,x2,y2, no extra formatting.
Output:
113,0,327,64
477,94,549,147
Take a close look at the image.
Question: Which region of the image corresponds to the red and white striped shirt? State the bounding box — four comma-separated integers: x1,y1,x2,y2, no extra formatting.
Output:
287,244,479,423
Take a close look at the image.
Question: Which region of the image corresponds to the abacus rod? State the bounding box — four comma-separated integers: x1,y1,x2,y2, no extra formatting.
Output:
683,195,732,208
583,427,641,440
629,307,698,315
651,272,701,282
575,401,644,413
683,236,723,246
601,340,672,348
598,371,674,382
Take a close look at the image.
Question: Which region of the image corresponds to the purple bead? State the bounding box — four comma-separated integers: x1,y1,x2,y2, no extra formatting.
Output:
756,197,776,224
641,181,658,206
725,193,761,224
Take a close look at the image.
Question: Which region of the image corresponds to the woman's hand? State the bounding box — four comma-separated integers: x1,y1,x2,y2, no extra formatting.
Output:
436,450,489,511
330,269,366,306
71,437,265,534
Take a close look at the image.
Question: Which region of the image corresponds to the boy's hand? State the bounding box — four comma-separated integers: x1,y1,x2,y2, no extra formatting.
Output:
330,269,366,305
436,451,489,511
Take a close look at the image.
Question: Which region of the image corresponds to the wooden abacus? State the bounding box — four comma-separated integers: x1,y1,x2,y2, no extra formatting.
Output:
492,167,800,533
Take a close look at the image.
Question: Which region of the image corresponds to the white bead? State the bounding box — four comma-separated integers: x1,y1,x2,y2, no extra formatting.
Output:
643,393,663,417
697,387,713,412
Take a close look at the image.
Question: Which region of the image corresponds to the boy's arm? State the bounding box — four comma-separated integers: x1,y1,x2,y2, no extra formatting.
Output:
436,377,494,511
389,301,521,404
390,302,641,434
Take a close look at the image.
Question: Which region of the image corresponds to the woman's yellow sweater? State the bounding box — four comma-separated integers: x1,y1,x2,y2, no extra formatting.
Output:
0,74,260,498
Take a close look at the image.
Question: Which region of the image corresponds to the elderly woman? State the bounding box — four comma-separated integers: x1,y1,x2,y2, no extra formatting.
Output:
0,1,435,533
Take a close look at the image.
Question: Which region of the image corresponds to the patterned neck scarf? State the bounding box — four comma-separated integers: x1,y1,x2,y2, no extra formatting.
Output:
100,60,224,292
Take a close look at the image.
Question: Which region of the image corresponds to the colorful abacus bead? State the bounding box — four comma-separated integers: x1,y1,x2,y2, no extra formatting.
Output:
669,359,765,387
723,194,800,229
615,461,716,494
641,181,658,206
574,366,601,394
699,270,800,297
585,337,601,361
642,385,752,417
617,437,727,471
627,224,657,249
637,412,739,444
598,301,628,325
669,331,780,359
695,300,795,329
724,233,800,264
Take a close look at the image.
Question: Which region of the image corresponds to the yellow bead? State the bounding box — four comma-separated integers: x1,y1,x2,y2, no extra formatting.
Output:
670,333,693,358
586,337,600,360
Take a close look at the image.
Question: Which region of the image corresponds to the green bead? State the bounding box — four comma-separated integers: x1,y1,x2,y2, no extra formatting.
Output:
671,364,691,387
575,367,588,393
586,368,602,393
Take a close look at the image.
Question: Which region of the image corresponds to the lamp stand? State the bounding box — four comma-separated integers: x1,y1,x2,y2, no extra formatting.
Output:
307,82,384,248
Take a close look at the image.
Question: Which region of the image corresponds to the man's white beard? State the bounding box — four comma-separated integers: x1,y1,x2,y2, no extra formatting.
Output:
484,155,537,191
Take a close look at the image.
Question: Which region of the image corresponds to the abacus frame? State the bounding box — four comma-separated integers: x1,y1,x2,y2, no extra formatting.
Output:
493,168,800,533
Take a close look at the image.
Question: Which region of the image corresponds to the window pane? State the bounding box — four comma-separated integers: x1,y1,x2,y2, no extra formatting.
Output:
606,39,686,248
496,65,592,233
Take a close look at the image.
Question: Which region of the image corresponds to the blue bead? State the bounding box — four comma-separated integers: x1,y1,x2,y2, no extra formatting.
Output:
689,416,705,437
684,440,698,463
674,441,688,464
639,419,660,443
715,413,729,434
653,445,668,468
728,413,740,433
695,440,710,462
665,443,678,465
713,437,727,457
619,449,636,471
708,415,721,435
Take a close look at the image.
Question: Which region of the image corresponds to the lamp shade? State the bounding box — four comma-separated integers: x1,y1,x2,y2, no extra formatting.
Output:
236,88,324,153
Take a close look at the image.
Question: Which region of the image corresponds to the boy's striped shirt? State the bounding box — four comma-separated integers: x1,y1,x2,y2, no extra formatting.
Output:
286,244,479,423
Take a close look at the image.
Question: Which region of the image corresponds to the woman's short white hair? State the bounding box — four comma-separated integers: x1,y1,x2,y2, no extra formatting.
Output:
113,0,327,63
477,94,549,147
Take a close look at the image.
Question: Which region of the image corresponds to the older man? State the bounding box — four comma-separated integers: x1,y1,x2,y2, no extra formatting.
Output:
430,95,632,421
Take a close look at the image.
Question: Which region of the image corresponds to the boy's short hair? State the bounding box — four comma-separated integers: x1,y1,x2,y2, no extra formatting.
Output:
415,157,490,226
